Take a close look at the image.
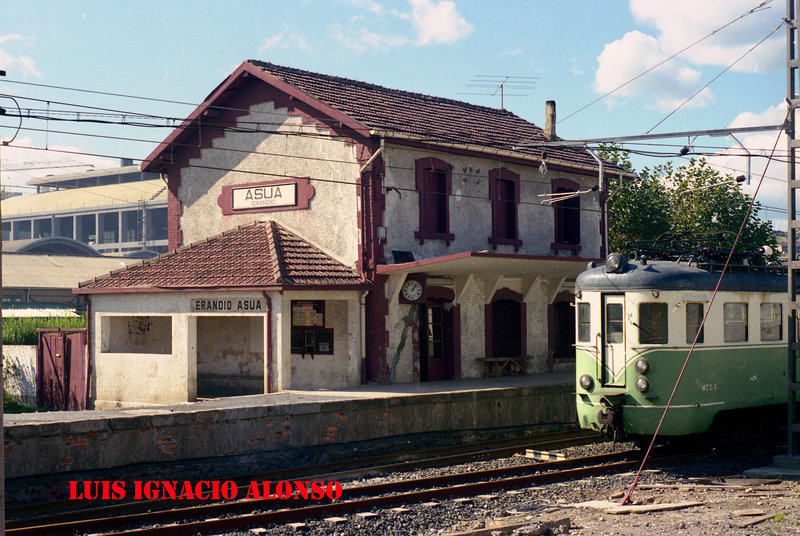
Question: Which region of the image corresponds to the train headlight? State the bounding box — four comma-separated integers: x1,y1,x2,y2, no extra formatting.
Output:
605,252,629,273
635,377,650,393
579,374,594,391
635,359,650,374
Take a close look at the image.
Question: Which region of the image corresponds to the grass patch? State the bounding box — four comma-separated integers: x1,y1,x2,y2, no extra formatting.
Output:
3,316,86,345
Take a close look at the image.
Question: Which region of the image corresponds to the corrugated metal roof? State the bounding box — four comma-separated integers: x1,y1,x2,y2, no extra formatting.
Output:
1,179,167,218
3,254,141,289
3,304,79,318
25,165,149,186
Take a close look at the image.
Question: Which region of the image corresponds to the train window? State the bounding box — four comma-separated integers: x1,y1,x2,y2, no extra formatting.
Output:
723,303,748,342
638,303,668,344
606,303,624,344
577,303,591,342
760,303,782,341
685,303,704,344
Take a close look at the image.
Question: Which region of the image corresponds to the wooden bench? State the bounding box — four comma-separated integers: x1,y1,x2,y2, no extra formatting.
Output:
478,357,526,377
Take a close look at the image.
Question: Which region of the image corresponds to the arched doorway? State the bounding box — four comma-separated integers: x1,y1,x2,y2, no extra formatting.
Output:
485,288,526,359
418,287,459,382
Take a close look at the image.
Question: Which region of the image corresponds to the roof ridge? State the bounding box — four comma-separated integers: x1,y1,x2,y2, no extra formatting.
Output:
264,220,285,284
247,60,524,121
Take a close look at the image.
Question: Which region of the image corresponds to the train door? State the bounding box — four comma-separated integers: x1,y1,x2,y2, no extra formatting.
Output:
601,294,626,387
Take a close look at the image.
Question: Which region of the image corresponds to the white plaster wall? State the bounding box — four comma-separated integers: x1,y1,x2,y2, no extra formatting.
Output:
196,316,263,396
283,292,362,390
178,101,360,267
455,278,486,378
383,275,563,381
382,144,602,262
90,291,266,408
3,345,36,407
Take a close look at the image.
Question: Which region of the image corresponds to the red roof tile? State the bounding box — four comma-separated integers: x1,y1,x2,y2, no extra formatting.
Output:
78,221,362,291
248,60,622,172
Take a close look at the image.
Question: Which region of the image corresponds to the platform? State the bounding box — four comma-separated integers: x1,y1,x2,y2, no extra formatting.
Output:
4,373,575,502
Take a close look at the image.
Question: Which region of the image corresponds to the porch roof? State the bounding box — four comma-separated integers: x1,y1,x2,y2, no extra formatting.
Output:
376,251,596,280
76,220,365,294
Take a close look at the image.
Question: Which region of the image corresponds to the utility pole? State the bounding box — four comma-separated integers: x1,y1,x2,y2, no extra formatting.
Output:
786,0,800,461
1,67,7,536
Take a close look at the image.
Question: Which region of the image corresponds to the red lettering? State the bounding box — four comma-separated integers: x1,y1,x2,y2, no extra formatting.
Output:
112,481,126,500
311,481,325,499
326,481,342,500
178,481,195,500
144,481,157,500
221,481,237,500
69,481,82,500
133,481,143,500
294,481,309,500
161,481,178,500
276,481,291,499
245,481,262,500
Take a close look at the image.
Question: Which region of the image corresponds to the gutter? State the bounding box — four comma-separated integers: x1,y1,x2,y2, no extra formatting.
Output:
369,129,635,178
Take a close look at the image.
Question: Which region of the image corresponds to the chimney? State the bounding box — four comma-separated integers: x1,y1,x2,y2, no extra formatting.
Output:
544,100,556,140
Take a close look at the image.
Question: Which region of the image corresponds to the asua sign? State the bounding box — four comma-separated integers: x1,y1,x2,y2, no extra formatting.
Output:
217,177,315,215
232,183,296,209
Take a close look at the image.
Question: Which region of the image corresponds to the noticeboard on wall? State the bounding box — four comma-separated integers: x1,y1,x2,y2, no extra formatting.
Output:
290,300,333,356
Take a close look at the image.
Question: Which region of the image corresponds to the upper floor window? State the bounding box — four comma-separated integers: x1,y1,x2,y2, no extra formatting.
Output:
551,178,581,251
415,157,454,245
489,168,522,250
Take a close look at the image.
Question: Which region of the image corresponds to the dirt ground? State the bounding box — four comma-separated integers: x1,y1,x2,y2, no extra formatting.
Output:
482,476,800,536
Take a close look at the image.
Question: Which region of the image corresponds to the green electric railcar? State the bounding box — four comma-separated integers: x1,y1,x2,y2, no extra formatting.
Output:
575,251,792,442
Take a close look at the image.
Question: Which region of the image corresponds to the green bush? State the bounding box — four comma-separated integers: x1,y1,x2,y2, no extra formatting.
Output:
2,316,87,345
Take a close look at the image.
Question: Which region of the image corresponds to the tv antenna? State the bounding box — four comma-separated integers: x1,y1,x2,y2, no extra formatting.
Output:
459,75,538,110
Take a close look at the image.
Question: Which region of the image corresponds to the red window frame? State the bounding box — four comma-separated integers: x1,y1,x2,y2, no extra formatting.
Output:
489,168,522,250
414,157,455,245
551,178,581,252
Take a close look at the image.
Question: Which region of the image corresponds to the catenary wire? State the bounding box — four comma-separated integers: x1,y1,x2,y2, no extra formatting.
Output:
555,0,774,128
646,18,786,133
618,104,790,506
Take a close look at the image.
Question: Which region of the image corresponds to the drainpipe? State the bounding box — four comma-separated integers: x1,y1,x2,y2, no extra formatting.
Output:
585,147,607,257
360,290,369,384
85,295,92,408
261,291,272,393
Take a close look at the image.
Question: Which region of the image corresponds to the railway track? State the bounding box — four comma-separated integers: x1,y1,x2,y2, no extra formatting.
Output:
8,443,663,536
7,429,599,524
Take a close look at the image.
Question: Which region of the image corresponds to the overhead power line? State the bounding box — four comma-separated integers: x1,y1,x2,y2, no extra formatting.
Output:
556,0,775,127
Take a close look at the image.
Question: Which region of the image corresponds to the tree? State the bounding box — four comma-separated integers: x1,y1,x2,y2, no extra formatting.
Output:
601,150,775,255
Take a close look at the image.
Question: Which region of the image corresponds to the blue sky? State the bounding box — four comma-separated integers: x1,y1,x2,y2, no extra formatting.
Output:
0,0,789,221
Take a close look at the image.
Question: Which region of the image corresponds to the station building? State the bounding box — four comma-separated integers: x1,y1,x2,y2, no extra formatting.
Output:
76,61,629,409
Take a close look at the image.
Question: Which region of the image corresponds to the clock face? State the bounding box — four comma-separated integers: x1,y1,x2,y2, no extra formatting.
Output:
401,279,423,302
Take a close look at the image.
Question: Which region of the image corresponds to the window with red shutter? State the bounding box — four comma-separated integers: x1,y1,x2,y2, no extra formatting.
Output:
414,157,455,245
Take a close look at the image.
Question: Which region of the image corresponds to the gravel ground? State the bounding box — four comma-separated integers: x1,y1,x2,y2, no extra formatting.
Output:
211,441,800,536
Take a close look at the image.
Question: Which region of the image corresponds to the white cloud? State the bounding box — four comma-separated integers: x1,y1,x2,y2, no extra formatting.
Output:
0,34,41,78
594,30,712,111
593,1,781,109
259,24,313,54
409,0,473,45
705,103,788,228
330,23,409,52
330,0,471,53
630,0,782,73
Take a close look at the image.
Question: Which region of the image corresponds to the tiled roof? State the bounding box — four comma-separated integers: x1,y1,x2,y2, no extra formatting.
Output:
79,221,362,291
248,60,622,173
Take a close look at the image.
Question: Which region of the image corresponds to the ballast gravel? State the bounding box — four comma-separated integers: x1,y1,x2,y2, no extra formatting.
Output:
210,441,800,536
